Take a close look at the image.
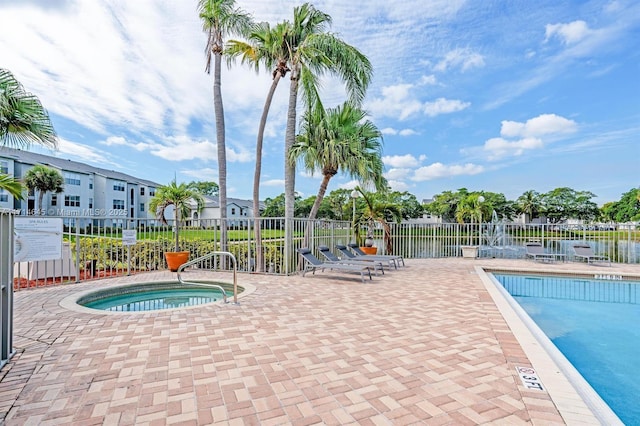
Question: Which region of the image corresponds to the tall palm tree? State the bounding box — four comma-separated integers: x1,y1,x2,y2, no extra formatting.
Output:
226,20,290,272
198,0,251,256
23,165,64,215
281,3,372,218
290,101,386,222
0,68,58,198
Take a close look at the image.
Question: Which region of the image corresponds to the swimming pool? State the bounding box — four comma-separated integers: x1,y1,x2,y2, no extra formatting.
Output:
493,273,639,425
73,281,241,312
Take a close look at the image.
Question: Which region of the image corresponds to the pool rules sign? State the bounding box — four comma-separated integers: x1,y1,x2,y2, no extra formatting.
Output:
122,230,137,246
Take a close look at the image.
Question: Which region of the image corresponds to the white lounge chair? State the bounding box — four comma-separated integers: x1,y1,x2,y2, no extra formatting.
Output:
524,242,566,263
573,244,611,266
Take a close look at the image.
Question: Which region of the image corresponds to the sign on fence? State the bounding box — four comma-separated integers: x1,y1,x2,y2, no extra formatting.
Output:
13,217,63,262
122,229,137,246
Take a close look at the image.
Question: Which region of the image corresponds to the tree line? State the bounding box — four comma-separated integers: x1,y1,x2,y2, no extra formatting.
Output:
260,186,640,224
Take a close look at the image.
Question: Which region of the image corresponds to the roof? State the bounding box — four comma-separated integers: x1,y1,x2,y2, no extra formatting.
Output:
189,195,266,210
0,147,160,187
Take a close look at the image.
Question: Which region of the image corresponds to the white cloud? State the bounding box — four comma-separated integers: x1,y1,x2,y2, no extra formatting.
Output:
383,154,421,168
424,98,470,117
433,48,485,72
150,140,216,162
338,180,360,190
262,179,285,187
385,168,413,180
367,83,423,120
380,127,417,136
545,20,590,45
369,86,469,120
419,75,438,85
226,145,253,163
387,180,410,192
399,129,418,136
500,114,578,138
412,162,484,181
102,136,127,146
57,138,119,167
483,137,544,160
181,167,218,180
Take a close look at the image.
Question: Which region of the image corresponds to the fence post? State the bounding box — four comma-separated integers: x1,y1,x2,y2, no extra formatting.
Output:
0,209,15,368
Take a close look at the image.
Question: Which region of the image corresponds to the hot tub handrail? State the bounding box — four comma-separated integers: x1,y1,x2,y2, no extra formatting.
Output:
176,251,239,304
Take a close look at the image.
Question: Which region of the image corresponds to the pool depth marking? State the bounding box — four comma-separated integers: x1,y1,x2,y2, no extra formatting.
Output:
516,366,545,391
594,274,623,280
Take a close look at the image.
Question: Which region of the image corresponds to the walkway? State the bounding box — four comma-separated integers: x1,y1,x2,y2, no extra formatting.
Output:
1,258,639,425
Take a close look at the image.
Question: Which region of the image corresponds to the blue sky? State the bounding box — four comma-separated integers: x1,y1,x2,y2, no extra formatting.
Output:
1,0,638,205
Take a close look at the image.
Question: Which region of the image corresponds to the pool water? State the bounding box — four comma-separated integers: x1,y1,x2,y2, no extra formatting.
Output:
81,286,226,312
493,274,640,425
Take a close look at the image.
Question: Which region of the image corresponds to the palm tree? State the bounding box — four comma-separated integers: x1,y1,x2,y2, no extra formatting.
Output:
149,180,205,253
455,193,491,246
23,165,64,215
281,3,372,227
198,0,251,256
0,68,58,198
290,101,386,222
355,188,403,255
516,190,542,222
0,174,22,199
226,20,290,272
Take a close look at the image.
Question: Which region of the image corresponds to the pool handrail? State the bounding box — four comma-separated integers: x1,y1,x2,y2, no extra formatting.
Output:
176,251,239,304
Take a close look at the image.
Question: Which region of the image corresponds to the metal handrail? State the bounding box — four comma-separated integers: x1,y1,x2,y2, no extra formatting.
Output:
176,251,239,304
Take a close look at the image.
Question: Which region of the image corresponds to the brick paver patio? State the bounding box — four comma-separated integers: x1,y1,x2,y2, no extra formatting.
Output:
1,258,638,425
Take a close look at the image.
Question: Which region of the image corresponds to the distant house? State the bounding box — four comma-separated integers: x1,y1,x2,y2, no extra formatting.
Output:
0,147,159,225
187,196,265,227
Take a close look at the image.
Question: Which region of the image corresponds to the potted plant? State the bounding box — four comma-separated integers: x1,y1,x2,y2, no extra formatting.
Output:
149,180,204,272
354,187,402,255
457,194,487,259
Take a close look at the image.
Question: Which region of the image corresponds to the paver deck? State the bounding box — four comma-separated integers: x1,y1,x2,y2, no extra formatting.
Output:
1,258,638,425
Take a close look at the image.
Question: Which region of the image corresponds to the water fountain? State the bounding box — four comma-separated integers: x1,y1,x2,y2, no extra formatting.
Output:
480,211,523,258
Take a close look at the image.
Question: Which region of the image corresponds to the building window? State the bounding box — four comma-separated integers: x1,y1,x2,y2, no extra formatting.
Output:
113,181,125,191
64,172,81,185
89,178,93,189
0,161,8,174
140,203,145,212
149,189,155,197
64,195,80,207
0,189,7,203
113,199,125,210
140,187,145,196
51,194,57,206
88,198,93,208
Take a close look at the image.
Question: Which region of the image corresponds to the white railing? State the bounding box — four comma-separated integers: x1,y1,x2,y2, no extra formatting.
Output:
0,209,15,367
7,215,639,291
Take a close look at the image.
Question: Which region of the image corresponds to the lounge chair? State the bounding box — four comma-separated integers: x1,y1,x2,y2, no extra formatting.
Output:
573,244,611,266
296,248,373,283
524,242,566,263
317,245,384,275
339,243,405,269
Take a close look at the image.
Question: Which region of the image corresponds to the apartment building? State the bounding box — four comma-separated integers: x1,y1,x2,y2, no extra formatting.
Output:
187,196,265,227
0,147,159,223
